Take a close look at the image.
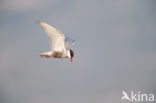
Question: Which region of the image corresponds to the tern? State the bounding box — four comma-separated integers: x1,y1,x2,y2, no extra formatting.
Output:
37,21,75,62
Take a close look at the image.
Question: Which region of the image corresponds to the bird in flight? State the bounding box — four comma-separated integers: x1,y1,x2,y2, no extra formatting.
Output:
37,21,75,62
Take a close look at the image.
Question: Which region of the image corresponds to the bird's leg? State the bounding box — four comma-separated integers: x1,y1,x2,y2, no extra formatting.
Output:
45,55,51,58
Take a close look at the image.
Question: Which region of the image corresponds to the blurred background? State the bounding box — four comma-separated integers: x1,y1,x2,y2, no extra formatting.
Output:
0,0,156,103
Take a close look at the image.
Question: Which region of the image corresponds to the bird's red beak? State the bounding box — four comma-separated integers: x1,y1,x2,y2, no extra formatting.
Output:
70,57,72,62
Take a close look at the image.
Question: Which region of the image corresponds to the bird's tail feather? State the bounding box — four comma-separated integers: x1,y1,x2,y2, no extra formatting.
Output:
38,51,52,58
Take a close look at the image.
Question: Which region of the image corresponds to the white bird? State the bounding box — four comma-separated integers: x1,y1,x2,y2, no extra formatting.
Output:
37,21,75,62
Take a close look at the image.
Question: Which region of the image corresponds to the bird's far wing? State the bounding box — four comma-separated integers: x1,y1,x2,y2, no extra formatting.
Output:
64,37,75,49
37,21,65,51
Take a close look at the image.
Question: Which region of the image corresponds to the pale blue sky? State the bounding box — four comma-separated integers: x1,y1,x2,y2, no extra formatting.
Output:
0,0,156,103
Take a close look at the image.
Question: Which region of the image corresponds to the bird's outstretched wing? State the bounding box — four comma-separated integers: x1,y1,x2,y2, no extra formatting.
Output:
64,37,75,49
37,21,65,51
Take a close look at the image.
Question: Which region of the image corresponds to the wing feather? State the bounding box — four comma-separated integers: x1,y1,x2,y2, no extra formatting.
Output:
37,21,65,51
64,37,75,49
